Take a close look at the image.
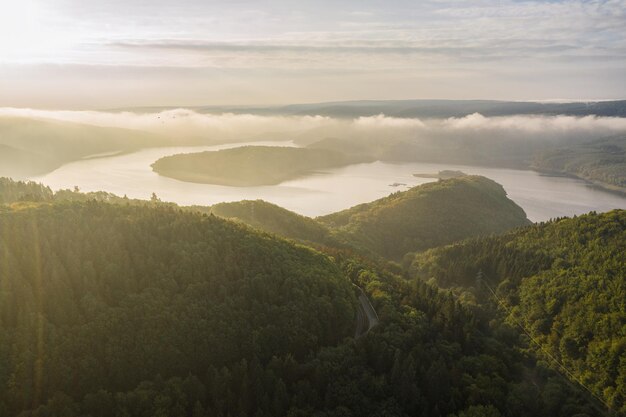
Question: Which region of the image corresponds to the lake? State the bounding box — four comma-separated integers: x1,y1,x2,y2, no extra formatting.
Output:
31,141,626,222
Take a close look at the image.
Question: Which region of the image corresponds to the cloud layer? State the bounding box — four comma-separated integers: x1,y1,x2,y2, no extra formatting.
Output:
2,107,625,145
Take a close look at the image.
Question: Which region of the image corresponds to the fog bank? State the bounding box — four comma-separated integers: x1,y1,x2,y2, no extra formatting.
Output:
1,108,626,145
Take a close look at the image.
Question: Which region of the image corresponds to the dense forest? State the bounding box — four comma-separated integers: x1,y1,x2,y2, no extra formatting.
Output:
189,177,530,261
533,135,626,193
151,146,365,186
0,202,357,416
410,211,626,414
0,177,620,416
318,176,530,260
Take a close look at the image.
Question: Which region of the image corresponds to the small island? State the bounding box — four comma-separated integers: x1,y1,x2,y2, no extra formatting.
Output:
413,170,467,180
151,146,356,186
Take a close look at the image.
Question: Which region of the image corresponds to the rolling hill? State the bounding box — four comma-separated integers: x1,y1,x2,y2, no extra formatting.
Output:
0,202,357,415
318,176,530,260
0,177,609,416
410,210,626,414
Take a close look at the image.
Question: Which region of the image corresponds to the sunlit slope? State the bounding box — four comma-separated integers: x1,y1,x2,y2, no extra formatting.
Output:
0,116,166,176
0,202,356,414
411,210,626,414
152,146,365,186
318,176,530,260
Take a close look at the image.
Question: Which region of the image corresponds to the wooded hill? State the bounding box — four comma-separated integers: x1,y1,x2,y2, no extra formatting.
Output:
318,176,530,260
151,146,364,186
410,210,626,414
0,177,619,417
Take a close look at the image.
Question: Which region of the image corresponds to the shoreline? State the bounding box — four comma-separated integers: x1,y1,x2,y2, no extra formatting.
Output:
531,166,626,197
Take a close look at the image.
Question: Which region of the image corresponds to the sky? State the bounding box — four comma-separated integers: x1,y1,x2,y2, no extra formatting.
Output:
0,0,625,109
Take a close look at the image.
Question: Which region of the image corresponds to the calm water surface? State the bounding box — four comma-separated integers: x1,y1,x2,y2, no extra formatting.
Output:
31,142,626,222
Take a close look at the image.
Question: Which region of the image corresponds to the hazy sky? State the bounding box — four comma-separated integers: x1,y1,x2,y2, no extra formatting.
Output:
1,0,625,108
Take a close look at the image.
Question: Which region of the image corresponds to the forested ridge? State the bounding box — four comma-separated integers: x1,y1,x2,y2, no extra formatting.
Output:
318,176,530,260
410,211,626,414
0,177,618,416
0,202,356,416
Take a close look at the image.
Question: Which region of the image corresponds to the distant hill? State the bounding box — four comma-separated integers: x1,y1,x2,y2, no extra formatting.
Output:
143,99,626,118
533,135,626,194
410,210,626,414
0,144,56,177
152,145,367,186
0,116,166,177
318,176,530,260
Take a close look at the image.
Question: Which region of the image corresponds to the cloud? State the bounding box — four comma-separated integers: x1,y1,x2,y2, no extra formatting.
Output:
354,114,426,129
0,107,339,142
441,113,626,136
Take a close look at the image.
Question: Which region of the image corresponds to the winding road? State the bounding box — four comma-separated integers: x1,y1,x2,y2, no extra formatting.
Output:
354,287,379,338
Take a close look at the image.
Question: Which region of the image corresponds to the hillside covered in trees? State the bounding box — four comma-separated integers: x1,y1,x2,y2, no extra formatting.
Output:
0,177,620,416
187,177,530,261
152,146,365,186
0,197,604,417
410,211,626,414
318,176,530,260
533,135,626,194
0,202,357,416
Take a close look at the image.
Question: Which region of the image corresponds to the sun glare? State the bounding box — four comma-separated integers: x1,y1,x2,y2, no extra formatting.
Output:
0,0,67,62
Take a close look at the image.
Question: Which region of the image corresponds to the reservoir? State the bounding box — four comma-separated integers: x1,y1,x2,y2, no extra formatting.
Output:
31,141,626,222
